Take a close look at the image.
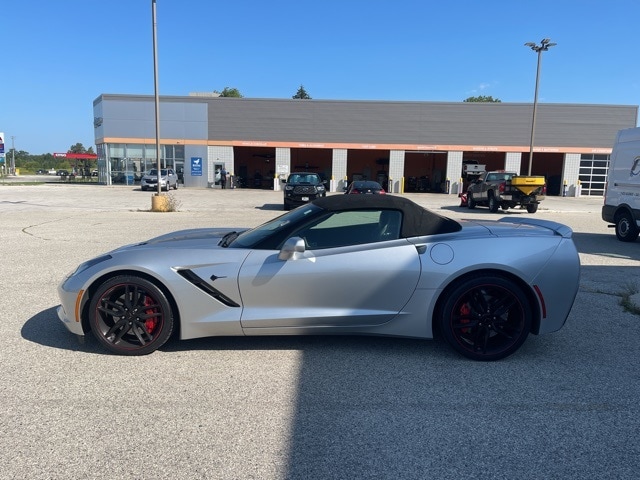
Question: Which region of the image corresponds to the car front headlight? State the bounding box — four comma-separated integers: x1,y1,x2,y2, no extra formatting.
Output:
72,255,112,276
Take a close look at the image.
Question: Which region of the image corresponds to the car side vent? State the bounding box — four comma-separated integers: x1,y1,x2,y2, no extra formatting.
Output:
177,269,240,307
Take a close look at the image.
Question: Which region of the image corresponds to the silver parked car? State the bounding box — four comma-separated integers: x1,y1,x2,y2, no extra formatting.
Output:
57,195,580,360
140,168,178,191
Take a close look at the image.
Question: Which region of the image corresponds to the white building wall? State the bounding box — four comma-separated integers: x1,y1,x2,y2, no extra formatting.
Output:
446,151,464,194
505,152,522,173
332,149,348,192
207,146,234,186
562,153,581,196
274,147,291,191
388,150,405,193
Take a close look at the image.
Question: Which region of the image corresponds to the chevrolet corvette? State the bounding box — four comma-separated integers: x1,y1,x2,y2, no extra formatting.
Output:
57,195,580,360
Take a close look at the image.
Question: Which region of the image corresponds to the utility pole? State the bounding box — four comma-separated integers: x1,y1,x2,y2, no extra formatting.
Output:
11,136,15,175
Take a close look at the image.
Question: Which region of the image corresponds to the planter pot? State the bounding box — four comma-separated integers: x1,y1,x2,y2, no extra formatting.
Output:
151,194,169,212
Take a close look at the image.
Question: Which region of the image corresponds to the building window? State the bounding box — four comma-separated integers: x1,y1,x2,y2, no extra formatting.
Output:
105,143,186,185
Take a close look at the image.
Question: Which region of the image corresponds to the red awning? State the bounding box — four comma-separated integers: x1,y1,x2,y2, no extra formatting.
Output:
53,152,98,159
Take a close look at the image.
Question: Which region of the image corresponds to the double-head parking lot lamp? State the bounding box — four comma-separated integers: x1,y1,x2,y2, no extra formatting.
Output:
525,38,556,176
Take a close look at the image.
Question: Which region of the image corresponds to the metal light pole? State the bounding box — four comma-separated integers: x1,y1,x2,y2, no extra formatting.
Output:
152,0,161,196
524,38,556,176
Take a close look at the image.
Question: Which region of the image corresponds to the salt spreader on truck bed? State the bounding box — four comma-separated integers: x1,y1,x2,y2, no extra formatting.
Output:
466,171,546,213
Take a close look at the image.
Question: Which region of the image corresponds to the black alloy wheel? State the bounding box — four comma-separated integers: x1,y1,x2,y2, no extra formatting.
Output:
615,211,639,242
89,275,174,355
438,274,531,361
467,192,476,209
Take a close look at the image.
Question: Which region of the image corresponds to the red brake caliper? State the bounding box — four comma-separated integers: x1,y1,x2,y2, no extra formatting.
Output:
144,296,157,334
459,303,471,333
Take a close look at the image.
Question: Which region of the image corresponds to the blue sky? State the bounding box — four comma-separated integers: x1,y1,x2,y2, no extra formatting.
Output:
2,0,639,155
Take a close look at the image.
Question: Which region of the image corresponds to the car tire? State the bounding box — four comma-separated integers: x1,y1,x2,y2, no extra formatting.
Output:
615,211,639,242
88,275,174,355
174,181,178,190
467,192,476,209
526,203,538,214
437,274,531,361
488,193,499,213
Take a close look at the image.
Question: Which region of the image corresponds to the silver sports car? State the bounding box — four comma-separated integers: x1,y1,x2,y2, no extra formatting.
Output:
57,195,580,361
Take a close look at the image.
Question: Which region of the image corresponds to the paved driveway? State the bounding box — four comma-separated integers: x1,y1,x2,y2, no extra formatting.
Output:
1,184,639,479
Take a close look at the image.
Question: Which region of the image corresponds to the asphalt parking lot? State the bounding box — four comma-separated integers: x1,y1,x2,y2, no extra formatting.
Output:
1,183,640,479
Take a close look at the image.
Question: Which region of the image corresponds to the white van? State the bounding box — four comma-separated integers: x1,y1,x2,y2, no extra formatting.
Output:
602,127,640,242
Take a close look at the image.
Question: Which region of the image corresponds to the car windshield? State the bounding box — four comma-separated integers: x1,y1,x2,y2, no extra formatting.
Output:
229,204,322,248
147,169,168,176
288,174,320,183
486,172,514,181
354,181,381,189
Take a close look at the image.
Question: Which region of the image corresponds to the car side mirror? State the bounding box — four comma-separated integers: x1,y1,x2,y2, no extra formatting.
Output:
279,236,306,261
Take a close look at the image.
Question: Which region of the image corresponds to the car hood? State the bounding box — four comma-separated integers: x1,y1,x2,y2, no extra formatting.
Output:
114,228,247,252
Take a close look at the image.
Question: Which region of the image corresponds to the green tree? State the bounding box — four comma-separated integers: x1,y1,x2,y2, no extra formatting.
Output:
216,87,243,98
69,143,88,153
463,95,502,103
13,151,55,172
9,149,29,169
292,85,312,99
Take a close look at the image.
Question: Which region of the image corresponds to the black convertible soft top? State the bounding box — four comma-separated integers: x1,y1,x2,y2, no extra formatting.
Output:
312,195,462,237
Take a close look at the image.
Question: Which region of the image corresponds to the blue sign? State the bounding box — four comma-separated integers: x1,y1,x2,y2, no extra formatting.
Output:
191,157,203,176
